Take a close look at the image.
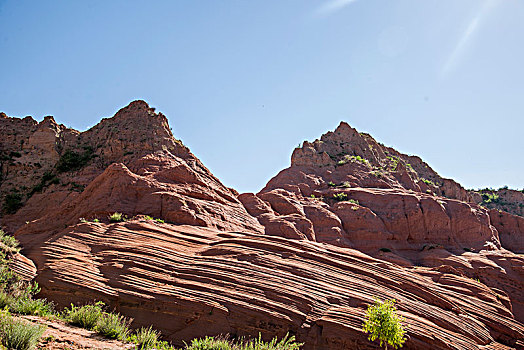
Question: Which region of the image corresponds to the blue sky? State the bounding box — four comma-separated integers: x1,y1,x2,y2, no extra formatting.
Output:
1,0,523,193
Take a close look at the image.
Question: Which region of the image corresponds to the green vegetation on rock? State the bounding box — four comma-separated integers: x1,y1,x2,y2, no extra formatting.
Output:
362,299,406,349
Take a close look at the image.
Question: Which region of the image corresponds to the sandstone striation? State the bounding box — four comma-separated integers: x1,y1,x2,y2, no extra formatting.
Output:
240,121,524,332
2,105,523,349
23,220,524,349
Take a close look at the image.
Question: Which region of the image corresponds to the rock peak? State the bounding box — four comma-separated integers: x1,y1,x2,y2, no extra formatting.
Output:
288,121,471,201
126,100,150,109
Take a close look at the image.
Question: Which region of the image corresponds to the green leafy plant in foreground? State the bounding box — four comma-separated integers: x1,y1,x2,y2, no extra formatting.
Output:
181,333,302,350
0,310,46,350
11,297,54,317
63,302,104,330
96,312,130,340
130,326,161,350
362,299,406,349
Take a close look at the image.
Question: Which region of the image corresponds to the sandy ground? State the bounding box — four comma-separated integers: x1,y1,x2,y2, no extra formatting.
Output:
20,315,136,350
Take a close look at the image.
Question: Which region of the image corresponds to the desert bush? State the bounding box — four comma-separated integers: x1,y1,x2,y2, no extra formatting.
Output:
0,230,20,254
183,336,232,350
0,291,14,309
327,181,336,187
481,192,500,204
242,333,302,350
0,311,46,350
362,299,406,349
420,178,436,187
63,302,104,330
56,147,94,173
131,326,160,350
109,212,126,223
3,192,23,214
0,261,20,294
96,312,130,340
333,193,348,201
181,333,302,350
11,297,54,317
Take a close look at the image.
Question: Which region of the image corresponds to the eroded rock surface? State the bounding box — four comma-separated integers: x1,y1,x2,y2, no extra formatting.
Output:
2,106,523,349
23,220,524,349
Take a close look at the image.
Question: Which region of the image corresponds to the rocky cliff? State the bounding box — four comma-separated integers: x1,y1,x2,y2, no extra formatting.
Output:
1,104,523,349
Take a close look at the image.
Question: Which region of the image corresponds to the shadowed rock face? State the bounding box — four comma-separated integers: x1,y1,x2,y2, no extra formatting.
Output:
2,105,524,349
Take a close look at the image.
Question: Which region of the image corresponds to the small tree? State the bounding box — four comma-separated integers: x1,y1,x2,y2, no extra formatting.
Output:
362,299,406,349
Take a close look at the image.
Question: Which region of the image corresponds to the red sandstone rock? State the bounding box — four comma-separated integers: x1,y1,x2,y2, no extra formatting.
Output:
22,220,524,349
15,153,262,251
2,104,523,349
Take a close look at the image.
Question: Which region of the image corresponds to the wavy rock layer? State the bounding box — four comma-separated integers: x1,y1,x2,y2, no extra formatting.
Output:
25,220,523,349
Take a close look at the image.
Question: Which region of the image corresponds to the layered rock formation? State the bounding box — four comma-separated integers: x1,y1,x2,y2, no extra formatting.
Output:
240,121,524,331
1,104,523,349
25,221,524,349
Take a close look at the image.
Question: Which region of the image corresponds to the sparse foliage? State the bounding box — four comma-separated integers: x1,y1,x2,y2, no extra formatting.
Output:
0,310,46,350
362,299,406,349
109,212,126,223
63,302,104,330
96,312,130,340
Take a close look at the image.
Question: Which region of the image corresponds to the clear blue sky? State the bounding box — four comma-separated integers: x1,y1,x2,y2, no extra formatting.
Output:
1,0,523,193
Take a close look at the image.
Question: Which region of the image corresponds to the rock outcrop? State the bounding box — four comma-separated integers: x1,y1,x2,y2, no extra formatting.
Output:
2,105,523,349
470,188,524,218
1,101,202,233
26,220,524,349
240,121,524,331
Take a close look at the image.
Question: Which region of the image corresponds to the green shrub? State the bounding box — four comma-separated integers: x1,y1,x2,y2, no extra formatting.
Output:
96,312,130,340
0,311,46,350
30,171,60,195
0,291,14,309
181,333,302,350
63,302,104,330
481,192,500,204
131,326,160,350
56,147,94,173
347,199,359,205
242,333,302,350
109,212,126,223
0,263,20,294
11,297,54,317
0,229,20,253
333,193,348,202
349,155,368,165
420,178,436,187
183,336,232,350
362,299,406,349
155,218,165,224
3,193,23,214
327,181,336,187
